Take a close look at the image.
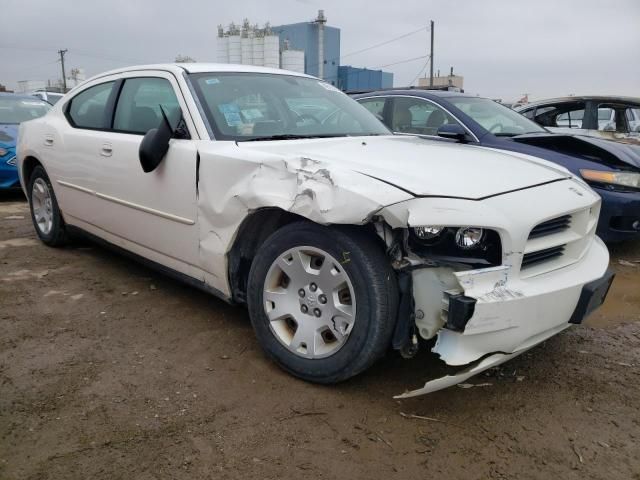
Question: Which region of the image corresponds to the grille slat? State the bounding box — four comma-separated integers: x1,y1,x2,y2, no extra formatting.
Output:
522,245,566,268
528,214,571,239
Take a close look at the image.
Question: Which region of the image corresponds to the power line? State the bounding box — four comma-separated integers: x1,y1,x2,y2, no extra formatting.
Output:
324,54,430,83
303,25,429,72
0,44,147,65
339,25,428,62
409,55,431,86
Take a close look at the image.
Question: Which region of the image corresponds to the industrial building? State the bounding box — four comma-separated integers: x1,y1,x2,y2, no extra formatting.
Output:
216,11,393,90
417,68,464,91
337,66,393,92
272,10,340,84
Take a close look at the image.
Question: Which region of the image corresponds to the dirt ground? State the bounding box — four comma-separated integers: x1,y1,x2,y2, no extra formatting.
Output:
1,191,639,480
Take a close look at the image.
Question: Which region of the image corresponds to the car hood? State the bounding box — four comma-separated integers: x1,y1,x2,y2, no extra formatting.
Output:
512,132,640,170
237,135,570,200
0,124,18,149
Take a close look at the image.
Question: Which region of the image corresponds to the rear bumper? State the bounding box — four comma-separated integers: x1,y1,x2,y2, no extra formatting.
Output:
595,187,640,243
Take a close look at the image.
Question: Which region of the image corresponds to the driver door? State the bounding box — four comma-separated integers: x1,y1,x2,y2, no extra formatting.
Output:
91,72,201,275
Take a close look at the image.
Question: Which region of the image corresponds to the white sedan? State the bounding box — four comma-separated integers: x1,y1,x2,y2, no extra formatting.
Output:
17,64,613,396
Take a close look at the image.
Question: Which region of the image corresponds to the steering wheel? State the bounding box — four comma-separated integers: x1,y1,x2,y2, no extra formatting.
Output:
296,114,321,125
488,123,504,133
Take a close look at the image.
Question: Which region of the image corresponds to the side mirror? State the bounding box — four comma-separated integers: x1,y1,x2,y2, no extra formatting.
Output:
437,123,468,142
139,106,173,173
139,106,190,173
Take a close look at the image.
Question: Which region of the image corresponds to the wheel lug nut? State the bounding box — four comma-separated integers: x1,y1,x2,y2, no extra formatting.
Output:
310,283,317,292
301,305,308,313
313,308,322,317
298,289,305,297
318,294,327,304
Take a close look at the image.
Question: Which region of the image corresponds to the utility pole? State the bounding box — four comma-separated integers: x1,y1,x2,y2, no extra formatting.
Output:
429,20,434,88
58,49,68,92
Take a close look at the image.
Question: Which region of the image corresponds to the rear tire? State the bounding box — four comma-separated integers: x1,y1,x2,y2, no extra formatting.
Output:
28,165,67,247
247,222,399,384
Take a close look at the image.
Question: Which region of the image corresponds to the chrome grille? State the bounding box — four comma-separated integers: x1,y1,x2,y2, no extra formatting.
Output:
521,245,566,268
528,214,571,239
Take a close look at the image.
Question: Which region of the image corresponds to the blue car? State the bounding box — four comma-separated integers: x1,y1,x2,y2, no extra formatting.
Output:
0,93,50,189
353,90,640,243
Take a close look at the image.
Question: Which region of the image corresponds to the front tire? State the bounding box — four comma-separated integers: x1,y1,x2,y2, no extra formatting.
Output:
247,222,399,384
28,165,67,247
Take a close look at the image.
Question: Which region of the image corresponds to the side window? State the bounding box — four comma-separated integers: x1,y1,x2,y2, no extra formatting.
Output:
359,98,386,120
533,103,586,129
391,97,458,136
596,106,616,131
67,82,115,129
521,108,535,119
113,77,180,134
626,107,640,132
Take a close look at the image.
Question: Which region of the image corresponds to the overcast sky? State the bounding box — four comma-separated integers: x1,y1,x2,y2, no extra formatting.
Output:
1,0,638,101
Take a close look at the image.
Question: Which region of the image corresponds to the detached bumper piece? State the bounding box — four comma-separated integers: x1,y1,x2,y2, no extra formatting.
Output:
569,269,615,324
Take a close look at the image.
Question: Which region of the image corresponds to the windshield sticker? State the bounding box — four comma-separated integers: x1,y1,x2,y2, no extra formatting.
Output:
205,78,221,85
240,108,264,121
218,103,243,126
21,101,47,106
318,82,340,92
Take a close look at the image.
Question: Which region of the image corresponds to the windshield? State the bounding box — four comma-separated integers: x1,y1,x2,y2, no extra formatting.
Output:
447,96,546,136
0,96,50,124
189,72,390,141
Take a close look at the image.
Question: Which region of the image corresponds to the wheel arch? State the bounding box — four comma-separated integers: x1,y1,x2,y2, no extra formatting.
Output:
22,155,44,187
226,207,384,304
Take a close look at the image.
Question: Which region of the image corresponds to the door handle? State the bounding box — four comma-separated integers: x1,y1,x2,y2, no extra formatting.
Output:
100,143,113,157
44,135,54,146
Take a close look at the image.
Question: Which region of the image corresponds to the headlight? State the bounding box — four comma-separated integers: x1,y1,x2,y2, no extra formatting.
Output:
413,226,444,240
0,148,7,156
455,227,484,249
580,169,640,190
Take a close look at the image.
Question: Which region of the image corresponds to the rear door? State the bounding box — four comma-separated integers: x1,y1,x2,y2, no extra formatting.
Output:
55,79,118,223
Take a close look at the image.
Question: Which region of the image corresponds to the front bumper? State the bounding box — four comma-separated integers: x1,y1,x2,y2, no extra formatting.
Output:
397,237,611,398
0,154,19,189
594,187,640,243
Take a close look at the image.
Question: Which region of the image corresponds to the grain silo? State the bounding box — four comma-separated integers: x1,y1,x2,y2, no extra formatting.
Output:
216,25,229,63
280,41,305,74
227,23,242,64
240,19,253,65
263,23,280,69
252,24,264,67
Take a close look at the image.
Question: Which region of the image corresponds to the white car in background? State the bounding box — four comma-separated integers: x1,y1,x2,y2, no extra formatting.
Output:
30,90,65,105
16,64,613,397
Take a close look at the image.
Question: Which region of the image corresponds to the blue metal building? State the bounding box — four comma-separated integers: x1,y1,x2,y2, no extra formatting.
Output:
337,66,394,92
272,15,341,85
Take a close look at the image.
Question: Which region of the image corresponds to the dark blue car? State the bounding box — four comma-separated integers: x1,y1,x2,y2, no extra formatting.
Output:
353,90,640,243
0,93,50,189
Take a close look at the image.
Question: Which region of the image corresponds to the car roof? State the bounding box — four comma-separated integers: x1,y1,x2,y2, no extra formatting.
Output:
88,63,315,83
522,96,640,108
353,88,478,100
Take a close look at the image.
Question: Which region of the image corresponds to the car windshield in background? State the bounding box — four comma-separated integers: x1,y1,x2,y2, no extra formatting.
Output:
448,96,546,136
0,97,50,124
189,72,390,141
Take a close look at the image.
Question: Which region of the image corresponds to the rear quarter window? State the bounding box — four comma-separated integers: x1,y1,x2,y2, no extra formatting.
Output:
67,82,115,129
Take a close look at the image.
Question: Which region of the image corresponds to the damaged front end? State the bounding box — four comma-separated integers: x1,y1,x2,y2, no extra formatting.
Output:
376,179,612,397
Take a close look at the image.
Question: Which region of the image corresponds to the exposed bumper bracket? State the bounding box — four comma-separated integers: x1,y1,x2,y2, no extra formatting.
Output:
445,294,477,332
